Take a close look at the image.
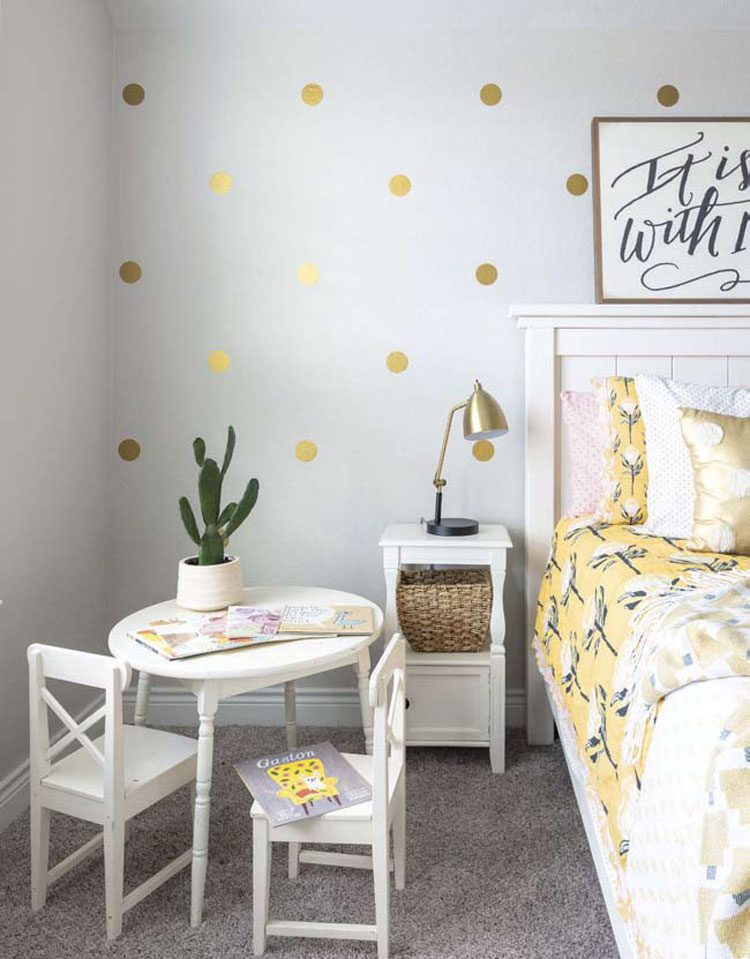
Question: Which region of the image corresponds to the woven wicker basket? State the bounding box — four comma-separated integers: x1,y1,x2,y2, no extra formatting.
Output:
396,567,492,653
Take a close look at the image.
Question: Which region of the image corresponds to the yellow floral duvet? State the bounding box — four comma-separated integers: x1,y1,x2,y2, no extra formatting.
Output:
535,517,750,958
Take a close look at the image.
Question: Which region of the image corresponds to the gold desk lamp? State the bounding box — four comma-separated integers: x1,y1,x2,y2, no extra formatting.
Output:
426,380,508,536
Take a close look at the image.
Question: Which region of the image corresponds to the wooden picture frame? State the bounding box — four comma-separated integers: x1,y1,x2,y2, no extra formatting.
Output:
592,117,750,303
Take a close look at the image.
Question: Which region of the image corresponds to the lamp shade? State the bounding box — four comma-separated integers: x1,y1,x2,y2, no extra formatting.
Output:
462,380,508,441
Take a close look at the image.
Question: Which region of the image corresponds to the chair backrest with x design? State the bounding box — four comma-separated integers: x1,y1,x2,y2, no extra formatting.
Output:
28,644,131,807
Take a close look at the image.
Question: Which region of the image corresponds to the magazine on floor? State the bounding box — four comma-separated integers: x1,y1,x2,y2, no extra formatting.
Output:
235,741,372,824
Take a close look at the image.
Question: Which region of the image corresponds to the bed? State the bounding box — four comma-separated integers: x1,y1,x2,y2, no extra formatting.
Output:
514,305,750,959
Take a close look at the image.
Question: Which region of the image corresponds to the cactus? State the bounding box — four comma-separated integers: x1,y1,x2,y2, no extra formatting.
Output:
179,426,260,565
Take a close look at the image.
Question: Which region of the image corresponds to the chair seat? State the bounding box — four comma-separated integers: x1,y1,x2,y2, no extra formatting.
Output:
42,725,197,802
251,752,400,824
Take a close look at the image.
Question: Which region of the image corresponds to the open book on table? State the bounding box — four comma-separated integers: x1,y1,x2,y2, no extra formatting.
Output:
129,609,331,660
129,603,373,660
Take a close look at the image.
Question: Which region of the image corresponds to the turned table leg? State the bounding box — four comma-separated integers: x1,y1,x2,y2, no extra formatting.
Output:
356,647,373,754
133,671,152,727
284,681,297,748
191,686,218,927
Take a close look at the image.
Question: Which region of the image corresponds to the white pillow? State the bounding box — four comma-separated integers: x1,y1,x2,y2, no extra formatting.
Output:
636,374,750,539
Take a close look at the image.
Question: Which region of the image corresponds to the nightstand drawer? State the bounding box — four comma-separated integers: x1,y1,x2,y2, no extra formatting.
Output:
405,661,490,744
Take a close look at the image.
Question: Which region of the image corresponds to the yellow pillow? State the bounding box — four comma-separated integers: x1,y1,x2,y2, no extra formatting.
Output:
595,376,648,525
679,407,750,555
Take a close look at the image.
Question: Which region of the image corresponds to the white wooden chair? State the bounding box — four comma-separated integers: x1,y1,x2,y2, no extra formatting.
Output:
251,633,406,959
28,643,198,940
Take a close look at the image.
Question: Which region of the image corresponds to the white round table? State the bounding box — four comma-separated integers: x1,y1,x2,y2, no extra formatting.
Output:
108,585,383,927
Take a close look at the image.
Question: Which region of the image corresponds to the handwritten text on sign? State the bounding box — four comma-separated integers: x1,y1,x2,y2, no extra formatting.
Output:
596,120,750,301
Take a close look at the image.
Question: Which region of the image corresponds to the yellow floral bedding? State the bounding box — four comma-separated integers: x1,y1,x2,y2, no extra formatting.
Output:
535,517,750,956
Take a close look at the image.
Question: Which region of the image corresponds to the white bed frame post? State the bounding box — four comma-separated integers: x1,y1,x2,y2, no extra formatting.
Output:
523,325,557,745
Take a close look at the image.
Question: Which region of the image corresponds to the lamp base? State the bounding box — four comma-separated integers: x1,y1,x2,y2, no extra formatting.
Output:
425,517,479,537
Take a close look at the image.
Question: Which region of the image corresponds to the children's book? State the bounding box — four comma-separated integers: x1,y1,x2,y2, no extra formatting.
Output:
226,606,282,639
279,605,374,635
235,741,372,824
130,616,258,660
130,610,337,660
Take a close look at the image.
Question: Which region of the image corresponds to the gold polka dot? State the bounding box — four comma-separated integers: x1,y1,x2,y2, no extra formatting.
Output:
657,84,679,107
119,261,142,284
389,174,411,197
566,173,589,196
475,263,498,286
295,440,318,462
118,438,141,461
208,350,230,373
210,172,233,194
298,262,320,285
122,83,145,106
386,351,409,373
301,83,324,106
472,440,495,462
480,83,502,106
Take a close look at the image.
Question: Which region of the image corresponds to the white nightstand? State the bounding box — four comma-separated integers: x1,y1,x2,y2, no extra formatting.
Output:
379,523,512,774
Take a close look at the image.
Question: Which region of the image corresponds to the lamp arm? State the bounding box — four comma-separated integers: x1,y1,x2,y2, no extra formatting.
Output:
433,401,467,488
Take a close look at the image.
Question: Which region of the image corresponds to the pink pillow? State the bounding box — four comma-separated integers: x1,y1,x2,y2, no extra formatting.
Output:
561,390,607,517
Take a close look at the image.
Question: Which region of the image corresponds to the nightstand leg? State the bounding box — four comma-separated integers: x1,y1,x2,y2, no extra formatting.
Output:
356,648,373,754
490,553,507,774
382,551,400,647
489,647,505,774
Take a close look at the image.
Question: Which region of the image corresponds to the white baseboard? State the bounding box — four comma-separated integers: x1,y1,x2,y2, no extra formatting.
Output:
0,686,526,833
121,683,527,729
0,759,32,833
123,684,366,728
506,688,525,727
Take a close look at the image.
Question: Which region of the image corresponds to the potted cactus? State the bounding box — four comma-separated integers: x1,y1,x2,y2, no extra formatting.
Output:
176,426,260,611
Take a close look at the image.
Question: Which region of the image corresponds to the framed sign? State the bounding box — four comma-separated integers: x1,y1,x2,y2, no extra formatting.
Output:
592,117,750,303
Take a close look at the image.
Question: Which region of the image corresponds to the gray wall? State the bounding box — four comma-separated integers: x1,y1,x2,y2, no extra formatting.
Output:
2,0,750,797
108,2,750,703
0,0,113,783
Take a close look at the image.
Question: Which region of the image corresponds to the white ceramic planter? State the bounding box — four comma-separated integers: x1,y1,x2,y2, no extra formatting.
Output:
176,556,244,611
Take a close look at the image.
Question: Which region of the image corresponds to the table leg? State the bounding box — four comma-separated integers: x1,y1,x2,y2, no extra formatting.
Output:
191,686,218,927
284,681,297,748
356,648,373,755
133,671,151,727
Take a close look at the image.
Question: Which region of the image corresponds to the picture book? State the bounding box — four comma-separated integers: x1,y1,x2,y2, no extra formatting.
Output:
130,616,255,660
130,611,337,660
279,604,374,635
226,606,282,638
235,741,372,825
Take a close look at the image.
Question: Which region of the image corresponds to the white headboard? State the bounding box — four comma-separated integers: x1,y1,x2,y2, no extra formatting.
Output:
512,304,750,745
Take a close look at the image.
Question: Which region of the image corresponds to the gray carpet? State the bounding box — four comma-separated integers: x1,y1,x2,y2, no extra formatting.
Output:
0,727,616,959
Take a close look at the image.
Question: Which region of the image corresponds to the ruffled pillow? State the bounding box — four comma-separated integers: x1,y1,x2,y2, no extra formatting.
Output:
560,390,608,517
